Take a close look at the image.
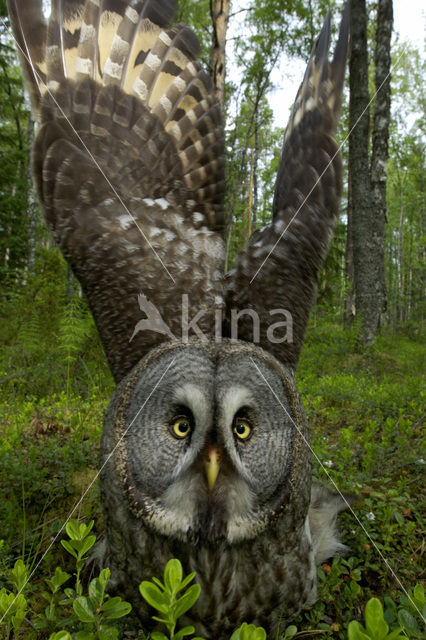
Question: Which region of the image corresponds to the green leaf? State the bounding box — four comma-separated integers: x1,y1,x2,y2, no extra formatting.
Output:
88,577,104,610
74,632,96,640
152,615,171,626
98,568,111,590
283,625,298,639
61,539,78,559
139,581,170,613
11,558,28,592
347,621,372,640
78,534,96,557
152,577,165,590
179,571,197,592
97,624,120,640
350,580,362,597
46,567,71,593
65,520,81,541
398,609,421,636
174,626,197,640
48,632,73,640
365,598,388,640
101,596,132,620
173,583,201,618
229,623,267,640
412,584,424,604
164,558,183,592
73,596,96,623
12,607,26,632
386,628,405,640
394,511,404,525
150,633,169,640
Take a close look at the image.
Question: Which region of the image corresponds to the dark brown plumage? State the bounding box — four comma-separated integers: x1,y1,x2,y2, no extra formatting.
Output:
7,1,351,637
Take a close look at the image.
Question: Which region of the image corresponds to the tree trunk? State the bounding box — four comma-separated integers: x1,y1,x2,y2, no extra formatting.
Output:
349,0,377,346
344,165,356,325
370,0,393,324
27,115,38,272
209,0,230,109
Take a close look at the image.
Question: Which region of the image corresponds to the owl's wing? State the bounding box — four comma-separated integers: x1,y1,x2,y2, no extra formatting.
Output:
224,5,349,369
8,0,225,381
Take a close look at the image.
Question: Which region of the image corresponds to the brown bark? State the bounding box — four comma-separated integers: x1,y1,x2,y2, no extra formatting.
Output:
350,0,377,346
344,165,356,325
209,0,230,109
370,0,393,323
27,115,38,272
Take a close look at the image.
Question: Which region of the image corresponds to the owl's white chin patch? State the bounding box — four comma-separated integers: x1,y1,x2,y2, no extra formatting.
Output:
157,468,255,541
160,473,200,536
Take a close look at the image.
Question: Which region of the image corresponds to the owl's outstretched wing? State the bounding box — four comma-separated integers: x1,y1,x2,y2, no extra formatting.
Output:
7,0,225,381
224,5,349,369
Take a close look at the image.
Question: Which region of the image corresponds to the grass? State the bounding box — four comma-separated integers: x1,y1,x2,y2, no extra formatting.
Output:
0,309,424,638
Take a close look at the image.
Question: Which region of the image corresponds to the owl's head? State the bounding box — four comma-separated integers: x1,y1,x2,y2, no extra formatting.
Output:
101,339,311,545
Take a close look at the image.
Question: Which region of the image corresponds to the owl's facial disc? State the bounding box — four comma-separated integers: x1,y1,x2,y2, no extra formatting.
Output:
118,343,302,543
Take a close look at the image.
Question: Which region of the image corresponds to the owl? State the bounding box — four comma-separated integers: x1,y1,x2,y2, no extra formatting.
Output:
8,0,351,637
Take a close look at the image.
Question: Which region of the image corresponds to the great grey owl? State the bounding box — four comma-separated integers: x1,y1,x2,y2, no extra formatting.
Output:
8,0,351,636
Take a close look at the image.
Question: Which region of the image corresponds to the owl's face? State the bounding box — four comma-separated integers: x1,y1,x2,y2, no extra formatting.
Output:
102,340,311,545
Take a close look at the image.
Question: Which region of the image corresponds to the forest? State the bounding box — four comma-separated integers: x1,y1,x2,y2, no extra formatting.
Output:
0,0,424,638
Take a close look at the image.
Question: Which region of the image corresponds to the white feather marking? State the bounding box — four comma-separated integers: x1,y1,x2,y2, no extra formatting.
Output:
159,95,172,114
159,31,172,47
47,80,60,91
145,52,161,72
186,109,197,124
133,77,148,100
104,59,123,80
80,22,96,43
169,123,181,141
111,35,130,59
163,230,175,242
293,108,303,128
154,198,169,210
305,96,315,111
194,140,204,154
118,214,134,230
192,212,204,224
125,6,139,23
186,62,197,76
142,198,154,206
76,57,93,75
174,76,186,92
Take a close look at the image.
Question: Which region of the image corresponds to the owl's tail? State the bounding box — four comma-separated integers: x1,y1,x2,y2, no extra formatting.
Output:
7,0,202,120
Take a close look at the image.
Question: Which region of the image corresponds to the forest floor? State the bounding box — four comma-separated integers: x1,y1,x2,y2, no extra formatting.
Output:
0,315,424,639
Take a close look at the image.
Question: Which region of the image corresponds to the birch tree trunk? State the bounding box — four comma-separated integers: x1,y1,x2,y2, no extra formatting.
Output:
350,0,376,346
209,0,230,109
370,0,393,324
27,115,38,272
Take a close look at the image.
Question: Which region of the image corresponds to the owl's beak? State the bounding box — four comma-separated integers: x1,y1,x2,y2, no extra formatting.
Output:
204,444,221,490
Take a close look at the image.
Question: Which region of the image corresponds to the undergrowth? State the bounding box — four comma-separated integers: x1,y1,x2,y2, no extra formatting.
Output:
0,267,424,638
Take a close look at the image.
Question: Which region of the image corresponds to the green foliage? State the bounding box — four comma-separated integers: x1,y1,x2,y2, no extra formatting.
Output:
0,559,29,639
60,520,97,597
0,248,114,400
347,598,404,640
0,15,32,283
229,622,267,640
0,519,133,639
383,584,426,639
0,394,104,559
140,559,203,640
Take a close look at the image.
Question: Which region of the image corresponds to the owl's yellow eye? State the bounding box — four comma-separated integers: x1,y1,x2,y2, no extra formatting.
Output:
233,418,252,441
170,416,192,439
